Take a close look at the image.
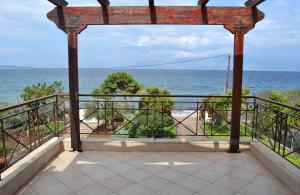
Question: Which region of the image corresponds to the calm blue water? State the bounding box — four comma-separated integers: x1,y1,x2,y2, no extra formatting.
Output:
0,68,299,103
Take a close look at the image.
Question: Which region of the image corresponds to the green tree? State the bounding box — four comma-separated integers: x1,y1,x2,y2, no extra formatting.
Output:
20,81,64,101
140,86,174,114
127,86,175,138
85,72,142,131
94,72,142,95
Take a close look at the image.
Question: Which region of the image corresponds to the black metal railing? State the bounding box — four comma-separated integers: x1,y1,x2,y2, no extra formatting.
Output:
0,93,299,177
78,94,254,138
0,95,67,177
253,97,300,168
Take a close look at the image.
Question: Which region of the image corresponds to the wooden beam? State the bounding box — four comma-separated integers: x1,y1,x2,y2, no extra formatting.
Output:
198,0,209,6
97,0,110,7
229,32,245,153
149,0,155,7
47,0,68,7
67,31,81,151
245,0,265,7
47,6,265,34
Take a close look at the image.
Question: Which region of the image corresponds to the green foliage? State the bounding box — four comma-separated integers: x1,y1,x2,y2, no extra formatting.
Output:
95,72,142,95
125,86,175,138
140,86,174,114
0,145,13,156
127,111,175,138
20,81,64,101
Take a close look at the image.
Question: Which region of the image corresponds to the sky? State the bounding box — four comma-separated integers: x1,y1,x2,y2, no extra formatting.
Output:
0,0,300,71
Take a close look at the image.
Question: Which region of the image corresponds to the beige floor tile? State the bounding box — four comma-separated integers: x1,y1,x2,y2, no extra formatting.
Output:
125,156,150,167
49,167,83,181
158,183,194,195
17,186,38,195
71,162,103,174
198,184,235,195
220,158,247,167
33,183,72,195
88,168,117,182
176,175,210,192
157,169,188,183
30,172,60,189
139,164,169,175
17,151,293,195
251,174,284,191
99,175,135,192
226,168,258,182
62,175,96,191
107,162,135,173
75,183,113,195
171,162,205,175
239,162,266,174
238,183,278,195
119,168,153,182
193,169,225,183
207,162,236,174
213,175,249,191
118,184,156,195
139,176,172,192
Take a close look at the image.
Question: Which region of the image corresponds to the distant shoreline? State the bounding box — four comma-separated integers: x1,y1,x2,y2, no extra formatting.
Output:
0,67,299,73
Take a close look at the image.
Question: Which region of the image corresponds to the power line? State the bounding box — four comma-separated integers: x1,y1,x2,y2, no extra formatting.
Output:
110,54,227,69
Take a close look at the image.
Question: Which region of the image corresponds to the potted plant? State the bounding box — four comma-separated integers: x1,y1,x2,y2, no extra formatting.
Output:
0,146,11,172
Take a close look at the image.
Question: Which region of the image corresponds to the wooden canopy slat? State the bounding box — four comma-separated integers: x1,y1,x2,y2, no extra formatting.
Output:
48,6,264,34
198,0,209,6
97,0,110,7
47,0,68,7
245,0,265,7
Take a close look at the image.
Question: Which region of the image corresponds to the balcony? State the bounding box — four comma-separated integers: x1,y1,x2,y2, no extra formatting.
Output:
0,94,299,195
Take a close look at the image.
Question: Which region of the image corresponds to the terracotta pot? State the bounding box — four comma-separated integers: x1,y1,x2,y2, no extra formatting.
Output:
0,156,8,171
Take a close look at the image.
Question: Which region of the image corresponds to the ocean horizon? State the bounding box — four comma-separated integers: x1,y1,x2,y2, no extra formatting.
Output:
1,68,300,103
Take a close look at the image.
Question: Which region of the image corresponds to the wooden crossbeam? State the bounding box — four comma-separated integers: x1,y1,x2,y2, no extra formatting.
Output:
149,0,155,7
48,6,265,34
47,0,68,7
97,0,110,7
198,0,209,6
245,0,265,7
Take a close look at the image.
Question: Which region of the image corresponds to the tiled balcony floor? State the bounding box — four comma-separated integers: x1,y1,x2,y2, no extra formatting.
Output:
17,151,291,195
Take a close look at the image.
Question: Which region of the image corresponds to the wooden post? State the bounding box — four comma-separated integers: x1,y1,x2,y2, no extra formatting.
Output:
68,31,81,151
229,32,245,153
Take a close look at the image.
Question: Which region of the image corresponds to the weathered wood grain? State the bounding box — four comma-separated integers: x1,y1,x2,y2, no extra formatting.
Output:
47,6,265,34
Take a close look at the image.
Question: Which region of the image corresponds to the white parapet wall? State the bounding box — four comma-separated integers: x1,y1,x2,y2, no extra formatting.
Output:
250,141,300,195
63,137,251,152
0,138,63,195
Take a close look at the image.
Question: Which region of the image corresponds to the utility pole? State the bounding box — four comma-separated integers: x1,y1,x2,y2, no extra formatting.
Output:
225,50,231,95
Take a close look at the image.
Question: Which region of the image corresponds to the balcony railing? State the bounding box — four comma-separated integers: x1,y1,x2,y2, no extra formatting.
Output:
0,94,299,178
0,95,67,177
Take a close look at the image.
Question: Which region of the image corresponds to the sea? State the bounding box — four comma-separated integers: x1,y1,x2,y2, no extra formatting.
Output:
0,68,300,104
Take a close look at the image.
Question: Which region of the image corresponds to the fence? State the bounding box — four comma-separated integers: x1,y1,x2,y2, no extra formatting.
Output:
0,95,67,177
0,93,299,176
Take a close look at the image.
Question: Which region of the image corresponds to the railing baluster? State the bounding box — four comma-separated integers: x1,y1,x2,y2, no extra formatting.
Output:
97,101,100,134
0,118,7,180
27,110,32,151
196,102,199,135
282,114,288,157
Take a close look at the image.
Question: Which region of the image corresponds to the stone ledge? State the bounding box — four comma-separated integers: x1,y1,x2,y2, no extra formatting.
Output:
0,138,63,195
250,141,300,195
63,137,250,152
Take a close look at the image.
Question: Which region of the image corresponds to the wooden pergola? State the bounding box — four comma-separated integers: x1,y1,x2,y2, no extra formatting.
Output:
47,0,266,152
